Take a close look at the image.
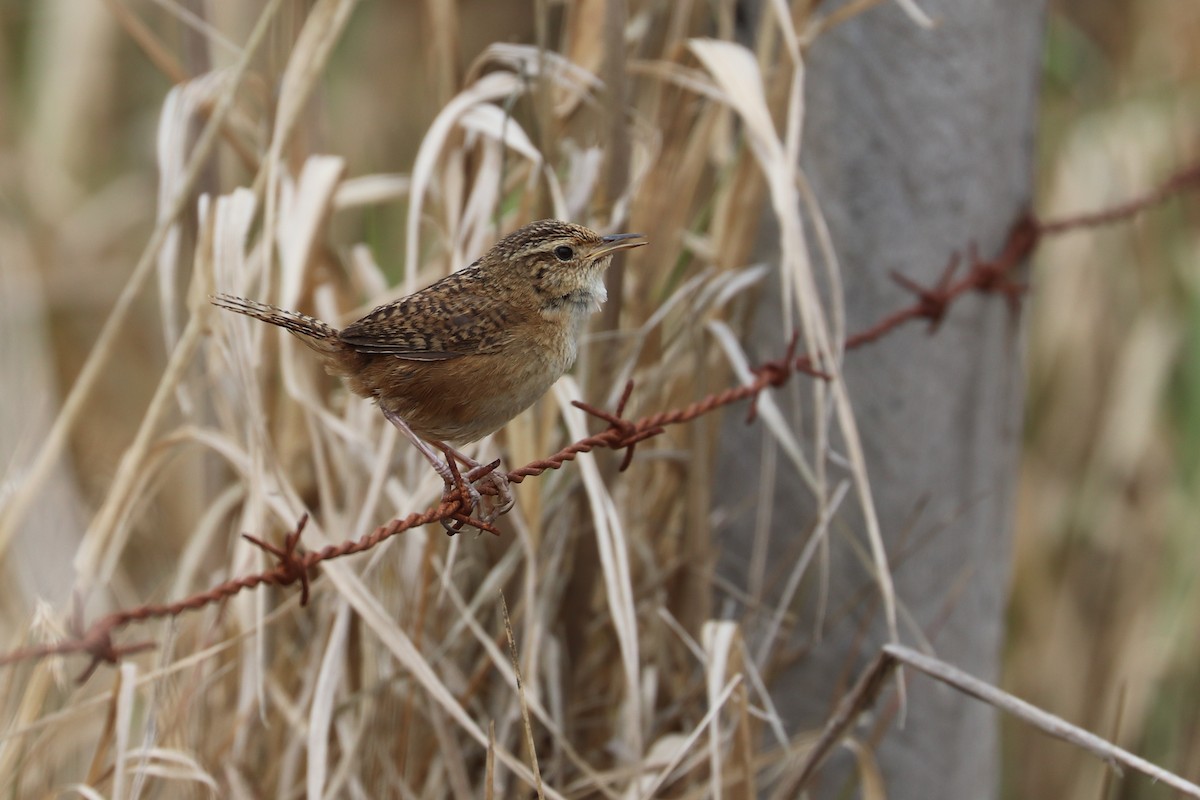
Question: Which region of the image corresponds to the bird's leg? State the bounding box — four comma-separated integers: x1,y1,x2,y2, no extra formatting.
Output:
432,442,515,523
381,409,482,529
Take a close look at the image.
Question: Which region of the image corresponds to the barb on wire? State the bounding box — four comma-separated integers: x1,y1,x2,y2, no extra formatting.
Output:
242,513,312,606
746,333,801,424
571,380,663,472
890,253,961,332
2,159,1197,679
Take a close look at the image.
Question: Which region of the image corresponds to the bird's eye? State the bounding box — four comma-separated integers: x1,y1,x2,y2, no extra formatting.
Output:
553,245,574,262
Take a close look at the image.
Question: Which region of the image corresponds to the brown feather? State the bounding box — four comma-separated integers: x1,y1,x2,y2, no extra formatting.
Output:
337,265,524,360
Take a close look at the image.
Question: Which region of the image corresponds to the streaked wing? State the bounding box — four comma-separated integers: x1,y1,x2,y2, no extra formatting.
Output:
338,270,518,361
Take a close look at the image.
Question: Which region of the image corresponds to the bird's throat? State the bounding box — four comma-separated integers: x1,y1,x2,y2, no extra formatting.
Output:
541,275,608,322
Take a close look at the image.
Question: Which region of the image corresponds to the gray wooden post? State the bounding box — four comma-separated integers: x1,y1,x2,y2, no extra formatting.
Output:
716,2,1045,796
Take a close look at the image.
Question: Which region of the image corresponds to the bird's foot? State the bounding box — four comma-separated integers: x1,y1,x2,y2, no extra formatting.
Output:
432,447,517,535
464,460,515,523
435,444,517,529
437,455,484,535
380,410,502,535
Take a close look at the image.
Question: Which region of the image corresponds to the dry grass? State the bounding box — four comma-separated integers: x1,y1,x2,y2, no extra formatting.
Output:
0,1,888,795
0,0,1196,797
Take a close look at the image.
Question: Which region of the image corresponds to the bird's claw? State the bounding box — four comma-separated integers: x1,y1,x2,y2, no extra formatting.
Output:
478,468,515,523
437,457,516,533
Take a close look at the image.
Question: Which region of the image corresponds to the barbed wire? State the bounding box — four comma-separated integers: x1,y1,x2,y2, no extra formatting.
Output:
3,160,1197,680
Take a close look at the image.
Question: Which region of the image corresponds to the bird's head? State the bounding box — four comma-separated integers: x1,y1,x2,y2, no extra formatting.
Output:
482,219,648,318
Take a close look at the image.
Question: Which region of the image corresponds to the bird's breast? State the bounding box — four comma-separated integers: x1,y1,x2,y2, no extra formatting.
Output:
364,318,581,445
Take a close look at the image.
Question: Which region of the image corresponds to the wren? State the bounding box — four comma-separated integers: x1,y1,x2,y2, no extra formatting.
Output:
212,219,648,528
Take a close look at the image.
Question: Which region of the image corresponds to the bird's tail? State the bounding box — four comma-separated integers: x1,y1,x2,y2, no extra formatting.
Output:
210,294,341,355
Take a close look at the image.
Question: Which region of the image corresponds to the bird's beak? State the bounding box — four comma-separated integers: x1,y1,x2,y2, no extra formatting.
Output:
594,232,648,257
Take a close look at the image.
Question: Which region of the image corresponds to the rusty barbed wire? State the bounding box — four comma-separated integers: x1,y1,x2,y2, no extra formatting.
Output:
3,159,1198,680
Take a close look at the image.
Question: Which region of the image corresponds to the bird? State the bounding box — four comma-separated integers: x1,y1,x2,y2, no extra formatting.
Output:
211,219,648,530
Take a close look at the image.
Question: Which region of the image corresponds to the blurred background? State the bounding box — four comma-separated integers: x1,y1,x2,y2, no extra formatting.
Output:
0,0,1197,797
1009,1,1200,796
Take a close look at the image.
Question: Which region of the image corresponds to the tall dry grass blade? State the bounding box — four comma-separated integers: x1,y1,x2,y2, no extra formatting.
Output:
209,188,259,293
113,662,137,800
597,0,631,333
0,649,56,780
746,435,777,604
768,0,801,63
559,0,606,114
731,683,757,798
502,591,545,800
688,37,808,361
155,71,231,412
486,720,496,800
404,71,524,294
266,0,360,169
891,0,935,28
125,747,220,793
0,0,286,560
84,657,121,784
773,650,892,797
735,638,788,749
796,170,846,347
347,242,389,300
306,601,351,798
65,786,107,800
555,378,643,761
506,498,547,759
128,622,174,800
843,739,887,800
26,0,115,213
703,621,738,800
433,534,521,639
626,60,726,103
275,155,346,306
333,174,411,210
422,0,461,106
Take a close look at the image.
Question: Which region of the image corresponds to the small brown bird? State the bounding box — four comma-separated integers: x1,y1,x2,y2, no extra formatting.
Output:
212,219,647,527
